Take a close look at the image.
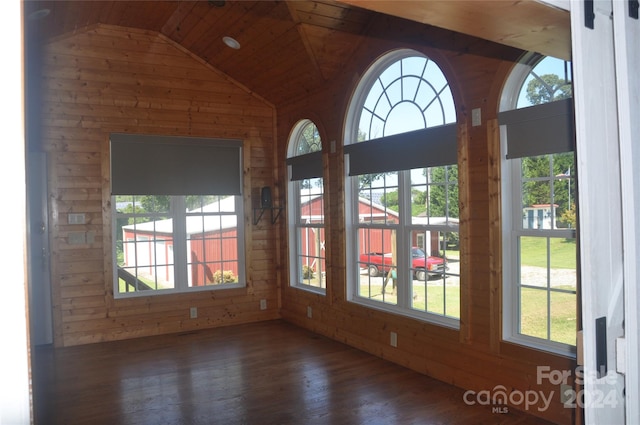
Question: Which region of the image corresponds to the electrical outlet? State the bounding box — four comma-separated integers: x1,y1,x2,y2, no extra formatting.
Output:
260,299,267,310
189,307,197,319
68,231,86,245
390,331,398,347
307,306,313,318
68,213,86,225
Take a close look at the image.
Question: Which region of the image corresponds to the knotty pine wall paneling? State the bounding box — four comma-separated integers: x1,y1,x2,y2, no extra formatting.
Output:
41,24,280,347
275,17,575,425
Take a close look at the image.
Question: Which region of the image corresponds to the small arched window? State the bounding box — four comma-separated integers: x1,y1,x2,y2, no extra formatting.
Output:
286,120,325,293
344,50,459,326
499,53,577,356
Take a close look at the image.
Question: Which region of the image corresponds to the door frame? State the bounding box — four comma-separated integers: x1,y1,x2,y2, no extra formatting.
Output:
26,152,53,346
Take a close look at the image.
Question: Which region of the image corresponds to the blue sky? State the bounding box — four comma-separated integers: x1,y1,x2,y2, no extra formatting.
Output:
517,56,572,108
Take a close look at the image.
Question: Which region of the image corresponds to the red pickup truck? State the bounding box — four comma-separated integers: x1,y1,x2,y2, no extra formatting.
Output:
360,247,446,281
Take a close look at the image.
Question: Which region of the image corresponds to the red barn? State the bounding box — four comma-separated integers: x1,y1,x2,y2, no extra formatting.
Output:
122,197,239,287
355,196,457,257
122,194,455,286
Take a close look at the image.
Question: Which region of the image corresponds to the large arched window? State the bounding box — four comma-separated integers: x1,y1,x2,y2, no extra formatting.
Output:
286,120,325,293
344,49,459,326
499,53,577,356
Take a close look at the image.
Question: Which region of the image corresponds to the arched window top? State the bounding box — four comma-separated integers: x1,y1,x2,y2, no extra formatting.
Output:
499,53,575,159
288,119,322,157
501,53,572,112
347,49,456,145
287,119,323,182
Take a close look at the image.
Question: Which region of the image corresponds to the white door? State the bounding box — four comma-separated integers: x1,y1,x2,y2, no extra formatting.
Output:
612,0,640,422
571,0,638,422
27,152,53,346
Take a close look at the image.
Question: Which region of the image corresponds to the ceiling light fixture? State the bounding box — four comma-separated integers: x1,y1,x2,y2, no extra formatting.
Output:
222,36,241,50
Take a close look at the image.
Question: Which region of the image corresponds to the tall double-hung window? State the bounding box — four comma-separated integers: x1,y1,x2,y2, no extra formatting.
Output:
499,54,577,355
110,134,245,298
344,50,460,326
286,120,325,293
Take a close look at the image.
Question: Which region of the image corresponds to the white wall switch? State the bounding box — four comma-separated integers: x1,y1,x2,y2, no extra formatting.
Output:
472,108,482,127
68,213,86,224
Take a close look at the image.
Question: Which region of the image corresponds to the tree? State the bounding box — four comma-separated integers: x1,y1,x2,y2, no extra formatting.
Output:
379,189,428,216
428,166,459,218
521,153,574,215
377,167,458,217
526,73,572,104
139,195,219,212
297,123,321,154
358,173,391,191
522,72,574,215
140,195,170,212
559,203,576,229
300,177,323,190
380,190,399,211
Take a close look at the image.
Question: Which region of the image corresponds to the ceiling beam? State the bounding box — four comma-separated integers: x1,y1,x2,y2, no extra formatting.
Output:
336,0,571,60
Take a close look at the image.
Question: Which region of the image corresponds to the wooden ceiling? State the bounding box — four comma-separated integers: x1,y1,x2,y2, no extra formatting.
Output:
24,0,570,106
340,1,571,61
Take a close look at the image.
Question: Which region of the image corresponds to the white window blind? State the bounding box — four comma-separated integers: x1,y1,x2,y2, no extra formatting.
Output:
344,124,457,176
498,98,574,159
286,151,323,181
110,134,242,196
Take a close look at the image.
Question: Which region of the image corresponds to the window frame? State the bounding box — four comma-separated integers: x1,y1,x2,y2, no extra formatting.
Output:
112,195,246,299
344,49,460,327
109,134,246,299
349,168,460,327
286,120,326,294
499,53,577,357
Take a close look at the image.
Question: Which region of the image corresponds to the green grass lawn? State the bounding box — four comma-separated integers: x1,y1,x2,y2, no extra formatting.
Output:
359,280,460,319
520,286,577,345
300,273,325,289
519,236,577,345
118,275,171,293
520,236,576,269
414,284,460,318
359,271,575,345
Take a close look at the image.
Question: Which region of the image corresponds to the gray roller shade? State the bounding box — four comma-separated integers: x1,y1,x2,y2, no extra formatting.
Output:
286,151,323,181
110,133,242,196
498,98,574,159
344,124,457,176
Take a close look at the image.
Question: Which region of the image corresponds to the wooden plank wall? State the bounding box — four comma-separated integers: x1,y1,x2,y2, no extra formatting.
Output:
40,24,279,347
36,16,577,425
275,16,576,425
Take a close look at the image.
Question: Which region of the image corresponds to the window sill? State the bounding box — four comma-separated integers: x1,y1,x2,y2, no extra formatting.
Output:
502,334,577,359
348,296,461,330
290,283,326,295
114,282,246,300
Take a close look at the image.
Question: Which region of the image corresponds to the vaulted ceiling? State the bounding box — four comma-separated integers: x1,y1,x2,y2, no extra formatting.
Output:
24,0,570,106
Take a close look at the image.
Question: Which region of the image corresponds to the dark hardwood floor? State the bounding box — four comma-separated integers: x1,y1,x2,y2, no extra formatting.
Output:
33,320,556,425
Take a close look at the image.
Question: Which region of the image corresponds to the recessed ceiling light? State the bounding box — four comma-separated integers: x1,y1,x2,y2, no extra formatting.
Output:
223,36,241,50
28,8,50,20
